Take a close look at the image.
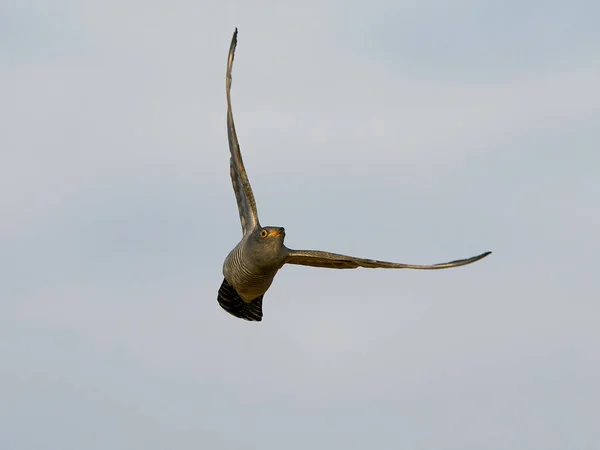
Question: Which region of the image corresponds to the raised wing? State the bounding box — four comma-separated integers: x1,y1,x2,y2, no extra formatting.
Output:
285,249,491,270
226,28,259,234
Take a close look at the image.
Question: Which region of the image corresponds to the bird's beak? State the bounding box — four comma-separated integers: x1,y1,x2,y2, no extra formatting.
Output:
268,228,285,237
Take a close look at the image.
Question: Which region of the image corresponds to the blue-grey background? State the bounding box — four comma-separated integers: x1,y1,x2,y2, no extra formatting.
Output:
2,1,599,449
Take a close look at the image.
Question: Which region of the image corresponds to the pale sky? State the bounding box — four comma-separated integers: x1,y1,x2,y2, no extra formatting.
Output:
1,1,599,449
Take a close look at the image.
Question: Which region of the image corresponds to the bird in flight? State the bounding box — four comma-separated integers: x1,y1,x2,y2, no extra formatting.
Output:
218,28,491,322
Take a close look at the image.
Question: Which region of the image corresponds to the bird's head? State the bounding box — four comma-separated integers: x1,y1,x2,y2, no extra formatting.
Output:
246,226,287,270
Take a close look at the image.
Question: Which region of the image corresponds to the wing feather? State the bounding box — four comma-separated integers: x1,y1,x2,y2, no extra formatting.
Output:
226,28,259,234
285,249,491,270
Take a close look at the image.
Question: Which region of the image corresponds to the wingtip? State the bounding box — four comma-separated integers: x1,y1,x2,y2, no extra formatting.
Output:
227,28,238,78
229,28,238,55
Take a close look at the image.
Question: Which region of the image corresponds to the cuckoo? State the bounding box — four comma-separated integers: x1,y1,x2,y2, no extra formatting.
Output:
218,29,491,321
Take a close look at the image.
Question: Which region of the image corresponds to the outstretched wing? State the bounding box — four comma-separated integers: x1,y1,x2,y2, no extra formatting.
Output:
226,28,259,235
285,249,491,269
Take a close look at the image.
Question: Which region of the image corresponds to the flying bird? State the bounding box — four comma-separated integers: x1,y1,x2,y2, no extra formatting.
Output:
218,28,491,321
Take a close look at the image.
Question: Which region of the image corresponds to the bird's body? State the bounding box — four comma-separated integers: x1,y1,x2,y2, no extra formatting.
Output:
222,228,286,301
218,28,491,322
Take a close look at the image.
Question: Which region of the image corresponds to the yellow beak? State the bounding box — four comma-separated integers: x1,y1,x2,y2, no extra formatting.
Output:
268,228,285,237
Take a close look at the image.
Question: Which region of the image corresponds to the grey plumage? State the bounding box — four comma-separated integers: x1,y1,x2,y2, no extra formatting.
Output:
218,28,491,322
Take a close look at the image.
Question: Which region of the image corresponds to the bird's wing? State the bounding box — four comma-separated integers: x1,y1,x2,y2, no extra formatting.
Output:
285,249,491,269
226,28,259,235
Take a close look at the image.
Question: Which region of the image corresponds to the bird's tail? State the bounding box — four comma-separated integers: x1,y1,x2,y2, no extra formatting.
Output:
217,278,264,321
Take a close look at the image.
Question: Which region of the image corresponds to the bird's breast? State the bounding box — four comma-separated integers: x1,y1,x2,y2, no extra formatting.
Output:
223,245,278,302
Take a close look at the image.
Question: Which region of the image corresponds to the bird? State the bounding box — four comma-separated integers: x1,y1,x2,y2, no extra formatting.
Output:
218,28,491,322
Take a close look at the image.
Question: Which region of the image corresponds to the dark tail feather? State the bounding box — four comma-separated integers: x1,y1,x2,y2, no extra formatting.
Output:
217,278,263,321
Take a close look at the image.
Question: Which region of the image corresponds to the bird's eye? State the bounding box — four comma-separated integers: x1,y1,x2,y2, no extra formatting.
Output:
260,229,268,238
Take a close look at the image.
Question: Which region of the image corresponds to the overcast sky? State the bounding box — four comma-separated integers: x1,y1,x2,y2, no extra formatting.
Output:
1,1,599,449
